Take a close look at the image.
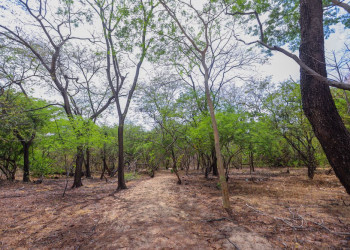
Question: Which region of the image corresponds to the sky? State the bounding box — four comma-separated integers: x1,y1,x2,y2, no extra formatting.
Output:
260,23,349,84
1,0,349,127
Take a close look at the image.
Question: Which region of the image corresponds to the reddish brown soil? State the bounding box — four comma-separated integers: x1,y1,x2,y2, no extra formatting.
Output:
0,168,349,249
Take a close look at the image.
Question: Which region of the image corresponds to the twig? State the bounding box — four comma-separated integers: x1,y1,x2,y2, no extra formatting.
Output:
226,237,240,250
246,204,304,230
306,219,350,236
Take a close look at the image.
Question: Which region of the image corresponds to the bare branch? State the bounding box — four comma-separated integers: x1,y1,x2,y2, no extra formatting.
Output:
331,0,350,13
226,10,350,91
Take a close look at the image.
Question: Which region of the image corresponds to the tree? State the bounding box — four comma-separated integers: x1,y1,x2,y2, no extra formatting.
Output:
139,77,186,184
223,0,350,193
0,40,54,182
0,0,113,187
88,0,158,190
0,90,53,181
69,45,115,178
159,0,231,211
299,0,350,192
265,81,320,178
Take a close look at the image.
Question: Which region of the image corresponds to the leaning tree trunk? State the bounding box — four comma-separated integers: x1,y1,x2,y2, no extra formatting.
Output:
171,148,182,184
300,0,350,193
202,58,231,211
22,142,31,182
72,146,84,188
117,122,127,190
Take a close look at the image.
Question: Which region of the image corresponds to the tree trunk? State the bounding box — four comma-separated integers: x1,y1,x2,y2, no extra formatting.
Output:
117,123,127,190
72,147,84,188
300,0,350,194
197,153,200,170
8,161,17,181
307,162,317,179
307,141,317,179
205,155,211,179
249,150,255,174
202,58,231,211
171,148,181,184
85,147,92,178
100,162,106,180
22,142,30,182
211,148,218,176
165,159,169,170
109,159,116,177
101,156,109,180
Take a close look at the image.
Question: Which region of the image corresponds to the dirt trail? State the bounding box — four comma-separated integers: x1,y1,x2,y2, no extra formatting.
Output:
92,172,274,249
0,171,274,249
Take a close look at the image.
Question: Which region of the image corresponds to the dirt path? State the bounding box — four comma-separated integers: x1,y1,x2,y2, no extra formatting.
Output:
92,172,273,249
0,171,274,249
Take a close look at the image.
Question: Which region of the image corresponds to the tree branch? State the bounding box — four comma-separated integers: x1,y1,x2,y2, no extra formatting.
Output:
226,9,350,91
331,0,350,13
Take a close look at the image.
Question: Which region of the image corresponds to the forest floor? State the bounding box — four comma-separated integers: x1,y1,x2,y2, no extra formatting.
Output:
0,168,349,249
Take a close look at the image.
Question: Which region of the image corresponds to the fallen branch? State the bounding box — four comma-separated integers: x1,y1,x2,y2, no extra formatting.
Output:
204,217,232,223
246,204,350,236
246,204,304,230
226,237,240,250
307,219,350,236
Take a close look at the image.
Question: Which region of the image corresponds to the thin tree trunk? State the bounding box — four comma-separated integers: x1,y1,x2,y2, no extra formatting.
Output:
205,154,211,179
72,146,84,188
211,148,218,176
117,123,127,190
22,142,30,182
85,147,91,178
197,153,200,170
249,150,255,174
165,159,170,170
202,58,231,211
100,157,108,180
171,148,181,184
300,0,350,193
14,132,34,183
7,160,17,181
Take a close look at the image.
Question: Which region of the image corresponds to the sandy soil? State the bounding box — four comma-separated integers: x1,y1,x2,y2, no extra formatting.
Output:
0,168,349,249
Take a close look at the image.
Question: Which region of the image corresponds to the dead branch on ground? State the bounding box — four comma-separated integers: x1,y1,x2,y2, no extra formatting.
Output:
245,204,350,236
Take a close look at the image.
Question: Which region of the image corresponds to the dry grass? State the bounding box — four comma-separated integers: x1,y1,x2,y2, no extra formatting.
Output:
0,167,349,249
195,167,350,248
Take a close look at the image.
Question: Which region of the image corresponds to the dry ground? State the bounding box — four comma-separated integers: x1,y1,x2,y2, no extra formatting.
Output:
0,167,349,249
